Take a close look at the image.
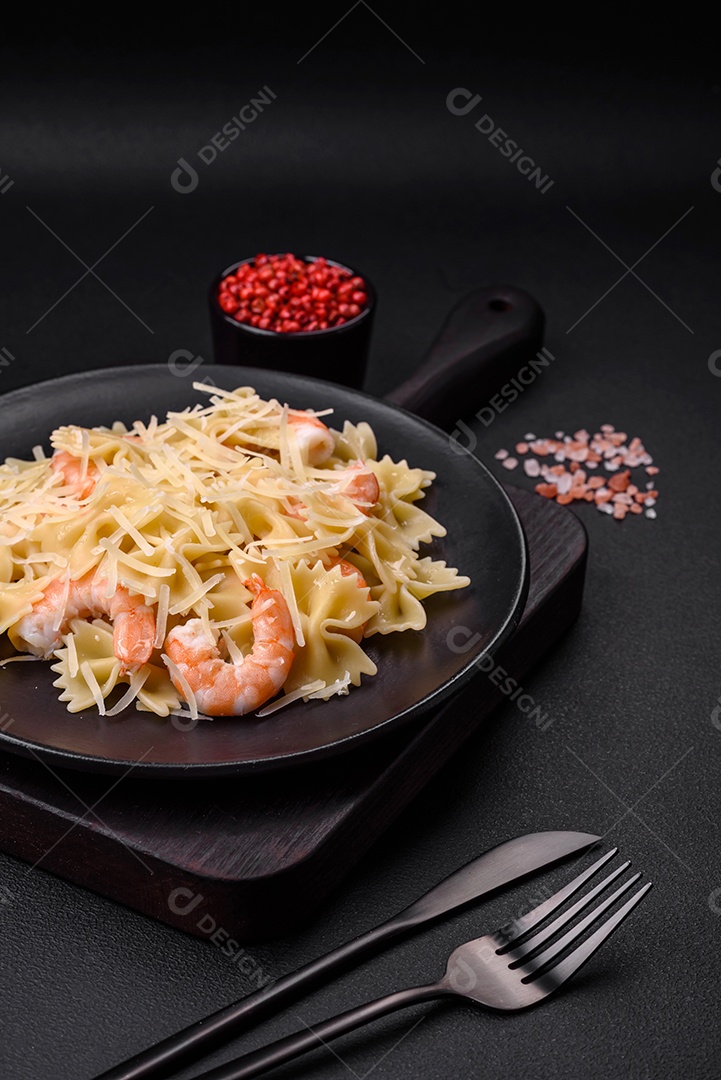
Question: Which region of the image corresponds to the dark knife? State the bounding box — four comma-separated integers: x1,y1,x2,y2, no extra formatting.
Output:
96,830,598,1080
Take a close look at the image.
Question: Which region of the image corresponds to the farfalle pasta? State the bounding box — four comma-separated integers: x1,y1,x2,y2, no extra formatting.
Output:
0,384,470,719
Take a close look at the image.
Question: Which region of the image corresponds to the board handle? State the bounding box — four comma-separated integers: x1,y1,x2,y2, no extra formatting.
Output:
384,285,545,430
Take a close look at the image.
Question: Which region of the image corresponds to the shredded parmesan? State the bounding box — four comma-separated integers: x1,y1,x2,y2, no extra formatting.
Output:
161,652,199,720
108,506,155,556
105,667,151,717
168,573,225,616
276,557,305,648
153,583,170,648
65,631,79,678
256,679,326,716
0,653,42,667
221,629,245,665
80,661,106,715
52,573,71,633
308,671,352,699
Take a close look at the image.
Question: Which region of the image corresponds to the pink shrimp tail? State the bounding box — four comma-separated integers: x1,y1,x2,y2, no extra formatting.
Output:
164,576,295,717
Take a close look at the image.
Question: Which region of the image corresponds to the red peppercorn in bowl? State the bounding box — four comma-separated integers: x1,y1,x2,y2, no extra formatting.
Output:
209,254,375,390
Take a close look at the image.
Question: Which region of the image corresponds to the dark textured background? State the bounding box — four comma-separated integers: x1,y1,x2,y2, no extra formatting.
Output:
1,16,720,1080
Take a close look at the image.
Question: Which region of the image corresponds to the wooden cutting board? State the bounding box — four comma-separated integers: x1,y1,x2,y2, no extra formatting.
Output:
0,485,586,941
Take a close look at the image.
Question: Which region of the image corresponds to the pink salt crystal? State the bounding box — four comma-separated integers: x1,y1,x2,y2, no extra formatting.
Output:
523,458,541,477
645,508,657,519
502,457,518,470
495,449,509,460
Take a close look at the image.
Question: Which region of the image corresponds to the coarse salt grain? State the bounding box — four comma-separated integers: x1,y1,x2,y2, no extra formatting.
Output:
496,424,658,524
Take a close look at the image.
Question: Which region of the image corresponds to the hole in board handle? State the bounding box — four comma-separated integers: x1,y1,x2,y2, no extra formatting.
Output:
488,299,511,312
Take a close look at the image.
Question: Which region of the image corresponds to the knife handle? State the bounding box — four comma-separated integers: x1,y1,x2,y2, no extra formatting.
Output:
384,284,545,431
93,917,408,1080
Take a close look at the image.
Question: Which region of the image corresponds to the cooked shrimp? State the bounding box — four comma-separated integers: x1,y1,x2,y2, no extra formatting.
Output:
49,449,99,499
12,571,155,671
286,461,379,520
288,411,335,465
336,461,380,510
328,557,371,643
164,574,295,716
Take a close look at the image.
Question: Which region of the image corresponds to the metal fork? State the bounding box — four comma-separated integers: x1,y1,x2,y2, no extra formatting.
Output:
193,850,651,1080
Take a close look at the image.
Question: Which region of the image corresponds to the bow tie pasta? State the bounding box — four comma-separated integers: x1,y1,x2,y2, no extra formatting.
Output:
0,384,470,719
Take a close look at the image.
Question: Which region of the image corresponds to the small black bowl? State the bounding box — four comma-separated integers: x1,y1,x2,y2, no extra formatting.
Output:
208,254,376,390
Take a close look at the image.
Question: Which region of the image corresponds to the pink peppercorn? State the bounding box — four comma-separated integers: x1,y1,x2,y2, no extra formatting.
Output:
217,254,370,333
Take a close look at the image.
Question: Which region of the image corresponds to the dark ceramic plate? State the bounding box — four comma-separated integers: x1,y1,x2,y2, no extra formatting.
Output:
0,364,527,776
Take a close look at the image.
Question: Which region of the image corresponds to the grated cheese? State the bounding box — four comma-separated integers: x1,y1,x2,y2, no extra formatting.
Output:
256,679,326,716
168,573,225,616
276,557,305,648
161,653,199,720
105,667,151,717
153,583,171,649
221,629,245,665
80,661,106,715
108,506,156,557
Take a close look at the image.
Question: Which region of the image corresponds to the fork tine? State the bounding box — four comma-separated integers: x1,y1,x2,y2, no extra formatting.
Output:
496,848,617,949
508,860,631,961
528,882,653,989
519,873,643,976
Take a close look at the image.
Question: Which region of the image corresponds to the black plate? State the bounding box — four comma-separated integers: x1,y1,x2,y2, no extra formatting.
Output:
0,365,527,776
